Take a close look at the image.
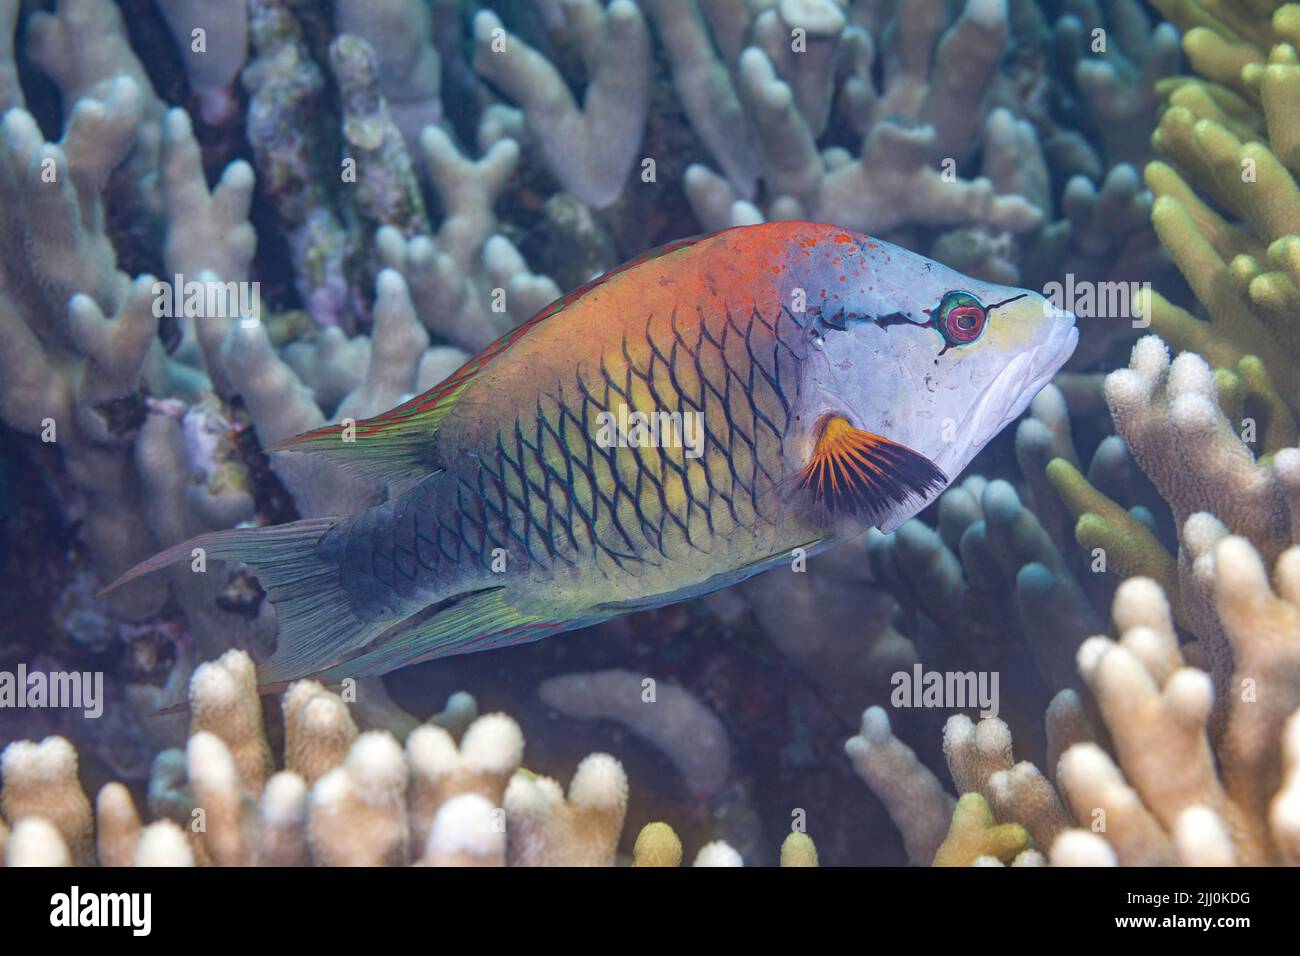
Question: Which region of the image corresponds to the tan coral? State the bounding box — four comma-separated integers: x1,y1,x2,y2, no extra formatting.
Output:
1207,536,1300,824
95,782,142,867
5,817,72,866
307,731,410,867
406,712,523,852
0,736,94,865
188,649,274,795
419,793,505,867
134,820,195,866
0,647,714,868
256,771,309,866
504,754,628,867
187,730,257,866
282,679,358,786
1271,710,1300,864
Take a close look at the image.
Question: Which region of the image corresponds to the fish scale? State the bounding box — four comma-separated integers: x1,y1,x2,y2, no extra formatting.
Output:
338,300,811,620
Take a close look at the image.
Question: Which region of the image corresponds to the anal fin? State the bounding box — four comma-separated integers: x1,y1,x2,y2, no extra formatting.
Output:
313,587,568,681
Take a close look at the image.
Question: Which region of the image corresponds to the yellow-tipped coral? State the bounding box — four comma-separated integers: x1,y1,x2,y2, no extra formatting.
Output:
632,821,684,867
1144,2,1300,412
932,794,1031,867
779,832,819,867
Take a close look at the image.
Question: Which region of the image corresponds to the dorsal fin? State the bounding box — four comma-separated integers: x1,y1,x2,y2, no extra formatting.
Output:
266,233,709,480
798,415,947,522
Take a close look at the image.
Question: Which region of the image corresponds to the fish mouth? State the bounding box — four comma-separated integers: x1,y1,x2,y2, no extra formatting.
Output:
933,310,1078,477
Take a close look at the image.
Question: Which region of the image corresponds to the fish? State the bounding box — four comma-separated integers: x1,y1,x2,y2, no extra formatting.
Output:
103,221,1077,688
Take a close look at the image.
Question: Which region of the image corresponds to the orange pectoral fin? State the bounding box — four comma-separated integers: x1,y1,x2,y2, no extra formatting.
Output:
798,415,947,521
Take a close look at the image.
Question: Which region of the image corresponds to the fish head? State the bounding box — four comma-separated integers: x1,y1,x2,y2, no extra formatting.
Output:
801,237,1077,532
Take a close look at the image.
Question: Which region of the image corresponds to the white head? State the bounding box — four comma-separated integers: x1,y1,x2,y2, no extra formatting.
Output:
791,237,1077,532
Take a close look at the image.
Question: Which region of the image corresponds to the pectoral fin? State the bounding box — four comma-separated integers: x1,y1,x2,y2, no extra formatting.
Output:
797,415,946,520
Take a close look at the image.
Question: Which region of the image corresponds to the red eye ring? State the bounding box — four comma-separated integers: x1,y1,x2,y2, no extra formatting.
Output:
936,292,987,345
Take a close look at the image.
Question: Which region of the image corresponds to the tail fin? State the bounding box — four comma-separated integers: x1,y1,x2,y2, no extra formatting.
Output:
100,517,395,686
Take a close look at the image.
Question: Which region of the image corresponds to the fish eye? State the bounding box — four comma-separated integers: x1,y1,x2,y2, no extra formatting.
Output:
936,291,987,346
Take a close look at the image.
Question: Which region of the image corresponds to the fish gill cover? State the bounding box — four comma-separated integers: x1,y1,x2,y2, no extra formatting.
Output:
0,0,1295,881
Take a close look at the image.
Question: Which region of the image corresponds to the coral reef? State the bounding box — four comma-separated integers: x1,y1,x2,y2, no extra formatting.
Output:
0,0,1298,871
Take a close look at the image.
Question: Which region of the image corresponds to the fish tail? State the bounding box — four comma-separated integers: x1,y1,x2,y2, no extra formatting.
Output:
99,517,390,686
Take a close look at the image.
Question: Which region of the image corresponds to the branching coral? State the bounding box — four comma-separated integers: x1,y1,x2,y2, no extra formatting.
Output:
0,650,742,866
1140,1,1300,410
848,566,1300,866
472,1,651,208
652,0,1043,235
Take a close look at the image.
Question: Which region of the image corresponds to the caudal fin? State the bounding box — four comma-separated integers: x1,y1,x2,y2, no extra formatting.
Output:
100,517,396,686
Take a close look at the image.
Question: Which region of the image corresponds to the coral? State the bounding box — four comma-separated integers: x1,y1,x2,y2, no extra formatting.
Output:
307,731,410,867
779,831,819,867
95,781,142,867
503,754,628,866
0,650,732,867
632,821,683,867
868,457,1103,701
845,707,953,865
1142,1,1300,411
1045,335,1300,706
692,840,744,866
282,679,359,785
406,712,523,852
0,736,94,865
654,0,1043,235
3,0,1297,871
932,793,1031,866
335,0,443,151
188,649,274,795
849,566,1300,865
5,817,72,866
420,793,505,866
471,2,650,207
158,0,250,124
538,668,730,800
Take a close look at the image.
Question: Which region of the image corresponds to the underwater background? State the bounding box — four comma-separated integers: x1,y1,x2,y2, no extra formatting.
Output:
0,0,1299,868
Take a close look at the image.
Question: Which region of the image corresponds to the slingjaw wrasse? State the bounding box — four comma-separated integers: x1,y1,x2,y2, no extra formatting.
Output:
104,222,1077,687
